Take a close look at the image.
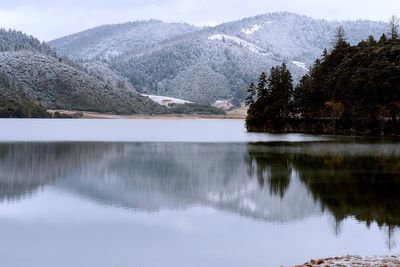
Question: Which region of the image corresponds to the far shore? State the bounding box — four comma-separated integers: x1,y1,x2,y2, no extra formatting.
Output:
48,108,247,120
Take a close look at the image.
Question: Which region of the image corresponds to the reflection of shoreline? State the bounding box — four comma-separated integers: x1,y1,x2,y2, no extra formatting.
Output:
0,142,400,239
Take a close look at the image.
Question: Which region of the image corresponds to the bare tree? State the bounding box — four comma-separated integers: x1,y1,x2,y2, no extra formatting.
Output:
389,15,399,40
334,26,346,47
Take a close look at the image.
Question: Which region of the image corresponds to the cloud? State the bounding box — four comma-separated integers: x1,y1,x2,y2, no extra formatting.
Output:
0,0,399,41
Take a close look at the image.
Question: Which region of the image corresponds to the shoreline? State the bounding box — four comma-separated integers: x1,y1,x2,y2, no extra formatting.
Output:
48,109,247,120
295,255,400,267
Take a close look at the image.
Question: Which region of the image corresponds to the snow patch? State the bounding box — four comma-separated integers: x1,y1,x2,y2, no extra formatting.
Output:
212,99,234,111
241,24,262,35
291,61,309,70
298,255,400,267
142,94,193,107
208,34,271,56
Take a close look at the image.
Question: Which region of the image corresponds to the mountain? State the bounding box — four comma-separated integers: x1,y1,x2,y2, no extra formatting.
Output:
49,12,388,105
49,20,199,61
0,29,166,114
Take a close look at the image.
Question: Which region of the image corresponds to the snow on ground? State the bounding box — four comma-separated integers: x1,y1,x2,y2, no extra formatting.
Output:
142,94,193,107
241,24,263,35
208,34,272,56
291,61,309,71
294,255,400,267
212,99,234,110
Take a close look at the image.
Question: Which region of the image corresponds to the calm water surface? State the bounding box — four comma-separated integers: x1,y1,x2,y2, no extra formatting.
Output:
0,119,399,267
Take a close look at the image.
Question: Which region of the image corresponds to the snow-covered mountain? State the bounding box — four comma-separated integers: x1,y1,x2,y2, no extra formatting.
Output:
0,29,165,114
49,20,199,61
49,12,388,105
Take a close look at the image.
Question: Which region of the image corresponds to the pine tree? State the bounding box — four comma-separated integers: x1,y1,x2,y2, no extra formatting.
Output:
367,35,377,45
379,33,388,43
257,72,268,98
245,83,256,107
322,48,329,61
267,64,293,118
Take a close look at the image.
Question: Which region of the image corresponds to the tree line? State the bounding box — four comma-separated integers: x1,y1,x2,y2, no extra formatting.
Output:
246,16,400,136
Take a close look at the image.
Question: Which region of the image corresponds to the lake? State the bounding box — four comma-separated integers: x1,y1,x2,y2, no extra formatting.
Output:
0,119,399,267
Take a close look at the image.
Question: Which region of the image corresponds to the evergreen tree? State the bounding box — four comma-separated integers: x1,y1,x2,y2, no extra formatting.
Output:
257,72,268,98
367,35,376,43
247,21,400,136
245,83,256,107
379,33,388,43
246,64,293,131
322,48,329,61
267,63,293,118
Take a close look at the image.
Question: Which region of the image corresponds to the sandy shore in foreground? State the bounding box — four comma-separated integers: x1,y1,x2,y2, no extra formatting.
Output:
295,255,400,267
48,108,247,120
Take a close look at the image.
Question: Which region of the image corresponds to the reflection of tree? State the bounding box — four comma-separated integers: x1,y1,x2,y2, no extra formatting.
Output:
294,154,400,228
269,162,291,199
246,143,400,232
246,149,291,198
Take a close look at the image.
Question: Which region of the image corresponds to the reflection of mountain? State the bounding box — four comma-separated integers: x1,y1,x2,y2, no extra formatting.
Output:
1,141,400,228
58,143,321,222
0,143,109,201
0,142,320,223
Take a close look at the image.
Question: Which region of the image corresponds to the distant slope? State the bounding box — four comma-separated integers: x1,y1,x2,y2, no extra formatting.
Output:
49,20,199,60
49,12,388,105
0,29,165,114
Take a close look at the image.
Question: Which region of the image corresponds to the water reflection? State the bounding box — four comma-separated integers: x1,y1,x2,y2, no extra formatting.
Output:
247,143,400,229
0,141,400,247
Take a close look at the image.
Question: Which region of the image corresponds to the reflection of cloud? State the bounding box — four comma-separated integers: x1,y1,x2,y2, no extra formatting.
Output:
0,186,207,235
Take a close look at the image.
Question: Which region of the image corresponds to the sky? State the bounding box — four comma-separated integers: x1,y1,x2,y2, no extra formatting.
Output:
0,0,399,41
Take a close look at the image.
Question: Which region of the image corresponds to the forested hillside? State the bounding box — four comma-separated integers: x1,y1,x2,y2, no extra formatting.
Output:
246,23,400,136
0,72,49,118
49,12,388,105
0,29,166,114
50,20,199,61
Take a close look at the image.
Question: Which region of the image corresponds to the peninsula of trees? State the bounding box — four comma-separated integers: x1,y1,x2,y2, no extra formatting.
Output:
246,17,400,136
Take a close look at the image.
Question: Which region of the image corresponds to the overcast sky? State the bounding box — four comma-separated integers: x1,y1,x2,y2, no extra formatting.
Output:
0,0,399,41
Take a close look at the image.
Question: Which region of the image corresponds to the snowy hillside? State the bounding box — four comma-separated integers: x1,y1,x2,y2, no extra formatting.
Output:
0,29,165,114
49,20,199,60
0,52,165,114
49,12,388,105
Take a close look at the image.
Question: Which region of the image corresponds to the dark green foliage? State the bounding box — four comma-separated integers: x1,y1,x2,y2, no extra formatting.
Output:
246,64,293,131
0,73,49,118
257,72,268,98
245,83,256,106
170,103,225,115
246,27,400,136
